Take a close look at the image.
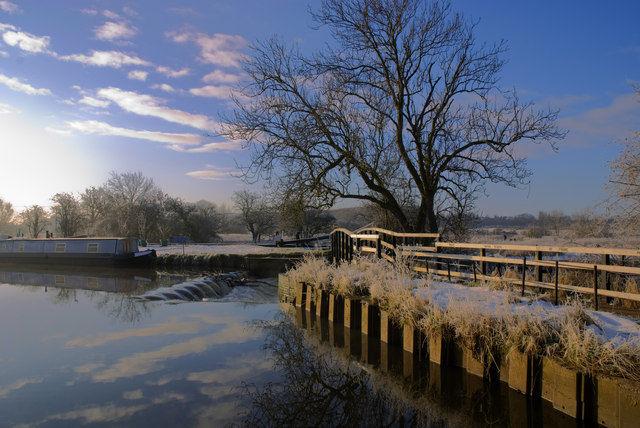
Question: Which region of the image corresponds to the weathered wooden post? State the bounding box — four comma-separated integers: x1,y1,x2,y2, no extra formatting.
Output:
593,265,599,311
603,254,611,304
480,248,487,278
536,250,543,282
521,256,527,297
555,259,559,305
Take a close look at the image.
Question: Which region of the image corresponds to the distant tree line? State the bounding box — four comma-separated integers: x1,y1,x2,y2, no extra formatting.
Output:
0,171,336,242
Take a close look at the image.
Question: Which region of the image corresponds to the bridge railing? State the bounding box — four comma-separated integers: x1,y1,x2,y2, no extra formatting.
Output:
330,227,640,309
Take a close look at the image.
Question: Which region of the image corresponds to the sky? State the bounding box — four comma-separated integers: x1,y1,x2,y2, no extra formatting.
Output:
0,0,638,217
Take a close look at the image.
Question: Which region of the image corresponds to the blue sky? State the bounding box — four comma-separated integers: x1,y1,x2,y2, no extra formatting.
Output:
0,0,638,216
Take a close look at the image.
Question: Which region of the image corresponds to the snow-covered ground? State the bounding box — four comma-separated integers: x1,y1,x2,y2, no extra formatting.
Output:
142,243,321,256
414,280,640,345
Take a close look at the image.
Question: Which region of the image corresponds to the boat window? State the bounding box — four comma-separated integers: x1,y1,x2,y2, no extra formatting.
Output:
54,275,65,285
18,243,24,252
55,243,66,253
1,244,6,250
86,277,99,288
87,243,99,253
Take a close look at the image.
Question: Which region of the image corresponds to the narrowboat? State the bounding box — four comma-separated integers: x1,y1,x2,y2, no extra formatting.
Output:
0,237,156,266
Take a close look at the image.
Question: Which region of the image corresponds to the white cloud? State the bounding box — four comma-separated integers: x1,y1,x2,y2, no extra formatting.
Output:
203,69,241,84
122,6,138,17
156,65,190,78
541,94,593,110
60,50,150,68
96,87,218,131
2,28,50,53
151,83,177,93
559,92,640,146
184,141,240,153
186,169,231,180
0,102,19,114
103,10,120,20
0,73,51,95
67,321,203,348
91,323,259,382
127,70,148,81
94,21,137,42
0,1,18,13
43,404,148,424
66,120,205,147
0,377,44,398
166,28,246,68
44,126,73,136
189,85,233,99
123,389,143,400
79,96,110,108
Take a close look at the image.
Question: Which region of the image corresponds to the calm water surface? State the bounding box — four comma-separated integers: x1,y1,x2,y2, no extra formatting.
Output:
0,265,576,427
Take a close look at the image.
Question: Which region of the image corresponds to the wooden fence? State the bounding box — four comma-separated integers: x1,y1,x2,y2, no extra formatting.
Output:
330,227,640,309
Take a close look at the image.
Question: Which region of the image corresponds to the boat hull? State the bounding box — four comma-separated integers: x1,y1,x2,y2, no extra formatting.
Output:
0,238,156,267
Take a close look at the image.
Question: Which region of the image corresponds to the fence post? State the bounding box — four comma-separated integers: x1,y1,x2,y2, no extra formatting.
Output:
603,254,611,304
521,256,527,297
481,248,487,277
536,251,543,282
376,235,382,259
555,259,559,305
593,265,599,311
392,235,397,262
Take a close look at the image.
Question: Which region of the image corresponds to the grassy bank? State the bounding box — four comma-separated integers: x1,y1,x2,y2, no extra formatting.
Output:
288,254,640,382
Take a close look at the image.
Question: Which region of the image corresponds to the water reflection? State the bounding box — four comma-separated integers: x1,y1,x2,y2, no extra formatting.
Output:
0,264,201,322
0,274,282,427
236,309,577,428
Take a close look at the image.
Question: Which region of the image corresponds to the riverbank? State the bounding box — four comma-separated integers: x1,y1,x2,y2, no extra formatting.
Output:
280,255,640,426
142,242,326,275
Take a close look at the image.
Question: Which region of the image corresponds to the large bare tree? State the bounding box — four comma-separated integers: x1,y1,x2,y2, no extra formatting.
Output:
224,0,565,232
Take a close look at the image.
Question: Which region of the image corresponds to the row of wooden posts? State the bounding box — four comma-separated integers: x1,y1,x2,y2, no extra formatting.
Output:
330,228,640,310
279,275,640,428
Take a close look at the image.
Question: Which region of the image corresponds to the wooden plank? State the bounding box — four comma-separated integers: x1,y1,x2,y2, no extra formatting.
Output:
380,241,395,250
436,242,640,257
419,271,640,303
404,251,640,276
350,234,380,240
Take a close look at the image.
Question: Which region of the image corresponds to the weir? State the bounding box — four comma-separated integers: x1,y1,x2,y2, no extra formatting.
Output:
279,273,640,427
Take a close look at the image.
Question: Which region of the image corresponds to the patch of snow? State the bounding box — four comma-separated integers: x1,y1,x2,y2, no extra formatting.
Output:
413,281,640,344
143,244,319,256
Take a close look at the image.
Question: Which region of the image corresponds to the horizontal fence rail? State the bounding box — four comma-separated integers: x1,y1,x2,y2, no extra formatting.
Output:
330,228,640,310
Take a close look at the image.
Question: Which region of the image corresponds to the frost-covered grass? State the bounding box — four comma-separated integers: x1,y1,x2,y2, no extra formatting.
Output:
288,255,640,381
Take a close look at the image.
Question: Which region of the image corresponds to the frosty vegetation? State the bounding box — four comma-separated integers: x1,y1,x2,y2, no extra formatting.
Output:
289,254,640,381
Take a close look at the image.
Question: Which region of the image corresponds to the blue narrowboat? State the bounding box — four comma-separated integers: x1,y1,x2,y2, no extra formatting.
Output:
0,237,156,266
